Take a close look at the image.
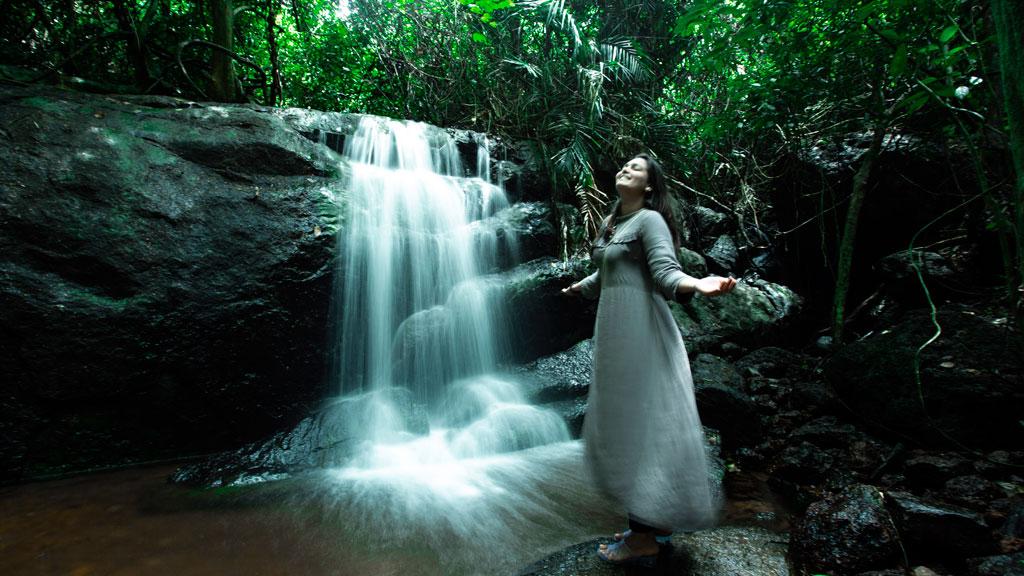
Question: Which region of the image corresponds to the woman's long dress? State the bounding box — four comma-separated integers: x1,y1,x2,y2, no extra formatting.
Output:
576,208,720,530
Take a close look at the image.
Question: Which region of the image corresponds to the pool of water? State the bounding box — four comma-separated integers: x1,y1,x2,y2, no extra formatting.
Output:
0,442,787,576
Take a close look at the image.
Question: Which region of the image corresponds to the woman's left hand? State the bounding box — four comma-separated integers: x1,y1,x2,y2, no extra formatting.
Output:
694,276,737,297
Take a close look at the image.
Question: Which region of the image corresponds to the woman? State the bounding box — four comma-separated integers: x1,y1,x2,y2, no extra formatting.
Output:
563,154,735,566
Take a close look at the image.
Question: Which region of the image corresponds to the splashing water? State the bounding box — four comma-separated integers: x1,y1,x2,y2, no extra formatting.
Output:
316,117,590,573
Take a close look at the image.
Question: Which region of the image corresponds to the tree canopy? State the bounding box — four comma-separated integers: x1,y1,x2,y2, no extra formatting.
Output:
2,0,1021,334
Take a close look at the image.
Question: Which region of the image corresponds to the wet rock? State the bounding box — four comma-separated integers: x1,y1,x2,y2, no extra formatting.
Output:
769,441,836,491
519,526,791,576
692,354,761,449
705,234,739,275
786,381,840,413
886,490,997,560
904,451,975,490
0,85,340,480
692,353,746,393
734,346,815,380
975,451,1024,479
689,205,730,240
875,249,956,305
471,202,559,273
825,307,1023,450
512,339,592,404
966,551,1024,576
543,397,588,438
171,388,428,488
500,257,597,363
790,484,901,575
679,245,708,277
671,277,802,354
789,416,860,448
943,475,1005,510
997,498,1024,538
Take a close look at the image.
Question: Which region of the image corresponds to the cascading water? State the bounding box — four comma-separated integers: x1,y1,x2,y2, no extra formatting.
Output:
308,118,610,575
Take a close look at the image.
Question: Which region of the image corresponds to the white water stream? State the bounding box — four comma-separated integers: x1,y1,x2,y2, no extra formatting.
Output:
316,118,593,573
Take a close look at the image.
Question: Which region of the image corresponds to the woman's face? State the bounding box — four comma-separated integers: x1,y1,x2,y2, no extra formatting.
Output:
615,157,649,196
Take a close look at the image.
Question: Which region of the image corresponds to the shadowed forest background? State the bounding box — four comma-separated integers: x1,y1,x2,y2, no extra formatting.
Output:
2,1,1024,575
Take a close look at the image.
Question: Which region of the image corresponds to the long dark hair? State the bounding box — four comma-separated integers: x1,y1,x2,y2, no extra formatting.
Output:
600,153,680,249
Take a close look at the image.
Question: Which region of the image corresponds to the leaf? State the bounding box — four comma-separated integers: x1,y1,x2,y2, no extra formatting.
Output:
939,24,958,43
890,45,907,76
471,32,489,44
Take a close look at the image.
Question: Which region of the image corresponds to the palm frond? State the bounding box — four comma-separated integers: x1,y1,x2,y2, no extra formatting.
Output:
599,37,653,83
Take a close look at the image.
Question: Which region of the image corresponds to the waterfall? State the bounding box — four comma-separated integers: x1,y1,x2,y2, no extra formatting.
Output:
327,116,568,459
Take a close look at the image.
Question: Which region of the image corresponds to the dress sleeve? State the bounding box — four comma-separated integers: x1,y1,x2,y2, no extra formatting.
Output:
640,211,693,300
576,269,601,299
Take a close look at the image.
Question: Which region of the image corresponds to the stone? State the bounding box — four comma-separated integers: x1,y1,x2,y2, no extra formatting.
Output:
790,484,901,575
0,85,341,480
692,354,762,449
170,387,429,488
471,201,559,273
519,526,791,576
689,205,729,240
500,257,597,363
966,551,1024,576
942,475,1005,510
670,277,802,354
903,451,975,490
705,234,739,275
678,245,708,277
875,249,956,305
825,307,1023,450
734,346,815,380
511,339,592,404
886,490,998,560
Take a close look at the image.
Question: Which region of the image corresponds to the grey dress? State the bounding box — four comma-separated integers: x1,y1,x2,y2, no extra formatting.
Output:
576,208,720,530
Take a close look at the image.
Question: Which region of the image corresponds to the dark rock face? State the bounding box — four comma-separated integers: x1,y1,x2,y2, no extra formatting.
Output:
825,307,1023,450
967,552,1024,576
513,339,592,405
705,234,739,275
472,202,560,273
887,491,997,560
501,257,598,362
511,338,593,437
790,484,902,575
0,86,342,480
875,250,956,305
171,387,428,487
691,353,762,449
671,277,802,354
903,451,975,490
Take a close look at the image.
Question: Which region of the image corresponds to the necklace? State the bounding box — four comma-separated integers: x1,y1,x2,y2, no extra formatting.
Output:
604,209,642,241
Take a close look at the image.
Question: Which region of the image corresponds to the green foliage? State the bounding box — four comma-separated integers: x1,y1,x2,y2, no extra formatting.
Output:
0,0,1017,289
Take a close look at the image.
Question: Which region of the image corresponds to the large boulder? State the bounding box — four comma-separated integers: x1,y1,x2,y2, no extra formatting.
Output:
0,86,342,480
500,257,597,362
825,307,1023,449
886,491,998,561
671,276,802,354
691,353,762,449
790,484,902,575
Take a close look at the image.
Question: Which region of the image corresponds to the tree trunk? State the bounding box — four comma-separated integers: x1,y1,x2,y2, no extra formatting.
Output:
111,0,151,92
210,0,238,101
832,120,887,345
265,0,283,106
992,0,1024,325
